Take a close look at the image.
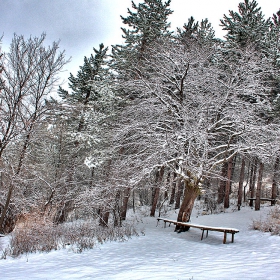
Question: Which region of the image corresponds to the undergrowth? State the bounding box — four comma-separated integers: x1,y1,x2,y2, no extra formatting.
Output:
252,206,280,235
2,212,139,257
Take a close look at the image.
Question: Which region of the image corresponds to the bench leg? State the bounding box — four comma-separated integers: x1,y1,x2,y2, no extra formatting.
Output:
223,232,227,244
164,222,166,228
206,230,208,238
201,229,205,240
232,233,234,243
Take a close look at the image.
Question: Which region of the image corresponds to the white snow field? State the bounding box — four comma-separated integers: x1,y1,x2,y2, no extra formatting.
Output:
0,205,280,280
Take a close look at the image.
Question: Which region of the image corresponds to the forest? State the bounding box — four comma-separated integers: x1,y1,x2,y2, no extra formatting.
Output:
0,0,280,255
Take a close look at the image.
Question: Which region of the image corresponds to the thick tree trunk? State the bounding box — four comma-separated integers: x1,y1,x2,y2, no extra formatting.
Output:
249,158,258,207
150,167,164,217
237,157,246,209
121,188,131,220
175,180,200,232
271,155,279,206
224,157,233,208
255,162,264,211
218,162,228,204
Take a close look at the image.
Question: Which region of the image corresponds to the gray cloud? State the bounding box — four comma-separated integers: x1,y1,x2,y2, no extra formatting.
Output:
1,0,278,85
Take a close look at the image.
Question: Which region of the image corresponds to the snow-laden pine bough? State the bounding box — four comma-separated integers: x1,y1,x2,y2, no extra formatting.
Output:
157,218,239,244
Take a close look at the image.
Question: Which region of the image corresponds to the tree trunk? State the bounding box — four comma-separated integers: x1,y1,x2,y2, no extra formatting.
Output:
249,158,258,207
121,188,131,220
0,185,14,233
271,155,279,206
113,190,121,227
99,211,110,227
175,180,200,232
175,179,184,210
218,162,228,204
150,167,164,217
229,155,237,193
244,161,251,203
224,157,233,208
0,131,31,233
169,172,176,205
150,187,160,217
255,162,264,211
237,157,246,210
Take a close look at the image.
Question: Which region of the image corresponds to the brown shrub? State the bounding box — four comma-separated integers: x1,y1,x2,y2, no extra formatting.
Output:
10,211,58,256
252,206,280,235
8,211,139,257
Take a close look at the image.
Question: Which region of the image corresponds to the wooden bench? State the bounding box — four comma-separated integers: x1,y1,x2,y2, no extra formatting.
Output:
157,218,239,244
248,198,277,203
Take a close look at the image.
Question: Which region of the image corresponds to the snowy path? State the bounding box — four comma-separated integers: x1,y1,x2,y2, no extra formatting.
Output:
0,206,279,280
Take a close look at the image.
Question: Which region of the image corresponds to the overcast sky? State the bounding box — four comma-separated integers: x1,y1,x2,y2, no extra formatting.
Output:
0,0,279,86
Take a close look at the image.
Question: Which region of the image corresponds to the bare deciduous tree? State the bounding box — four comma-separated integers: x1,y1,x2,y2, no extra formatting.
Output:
0,33,68,233
115,36,279,225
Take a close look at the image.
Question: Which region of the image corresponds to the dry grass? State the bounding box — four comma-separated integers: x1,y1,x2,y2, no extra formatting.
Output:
252,206,280,235
6,211,139,257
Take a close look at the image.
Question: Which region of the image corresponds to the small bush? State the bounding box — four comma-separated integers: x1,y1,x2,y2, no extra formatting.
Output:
10,211,58,256
252,206,280,235
8,212,139,257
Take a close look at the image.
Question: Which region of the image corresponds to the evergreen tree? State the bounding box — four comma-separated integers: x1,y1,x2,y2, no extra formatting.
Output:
218,1,279,205
58,43,108,106
220,0,271,49
53,44,119,222
177,16,217,48
111,0,173,82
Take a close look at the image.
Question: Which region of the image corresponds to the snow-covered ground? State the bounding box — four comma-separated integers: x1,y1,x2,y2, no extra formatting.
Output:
0,205,279,280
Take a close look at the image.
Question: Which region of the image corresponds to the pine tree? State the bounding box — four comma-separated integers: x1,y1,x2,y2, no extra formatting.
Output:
177,16,217,48
58,43,108,106
53,44,118,223
220,0,271,49
111,0,173,81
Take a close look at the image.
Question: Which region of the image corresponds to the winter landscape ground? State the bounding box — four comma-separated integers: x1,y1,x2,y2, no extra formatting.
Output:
0,203,279,280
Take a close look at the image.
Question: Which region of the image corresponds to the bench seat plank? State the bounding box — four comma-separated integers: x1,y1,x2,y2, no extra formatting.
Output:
157,218,239,244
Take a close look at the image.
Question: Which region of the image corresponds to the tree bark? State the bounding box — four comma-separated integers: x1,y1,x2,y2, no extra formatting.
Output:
175,179,200,232
224,157,233,208
271,155,279,206
218,162,228,204
113,190,121,227
99,211,110,227
255,162,264,211
229,155,237,193
150,167,164,217
150,188,160,217
169,172,176,205
121,188,131,220
249,157,258,207
237,157,246,209
175,179,184,210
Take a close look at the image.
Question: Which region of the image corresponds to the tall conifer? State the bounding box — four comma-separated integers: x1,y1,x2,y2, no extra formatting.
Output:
111,0,173,82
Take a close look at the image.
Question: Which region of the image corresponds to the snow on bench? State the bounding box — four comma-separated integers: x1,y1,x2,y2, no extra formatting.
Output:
247,198,277,203
157,218,239,244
